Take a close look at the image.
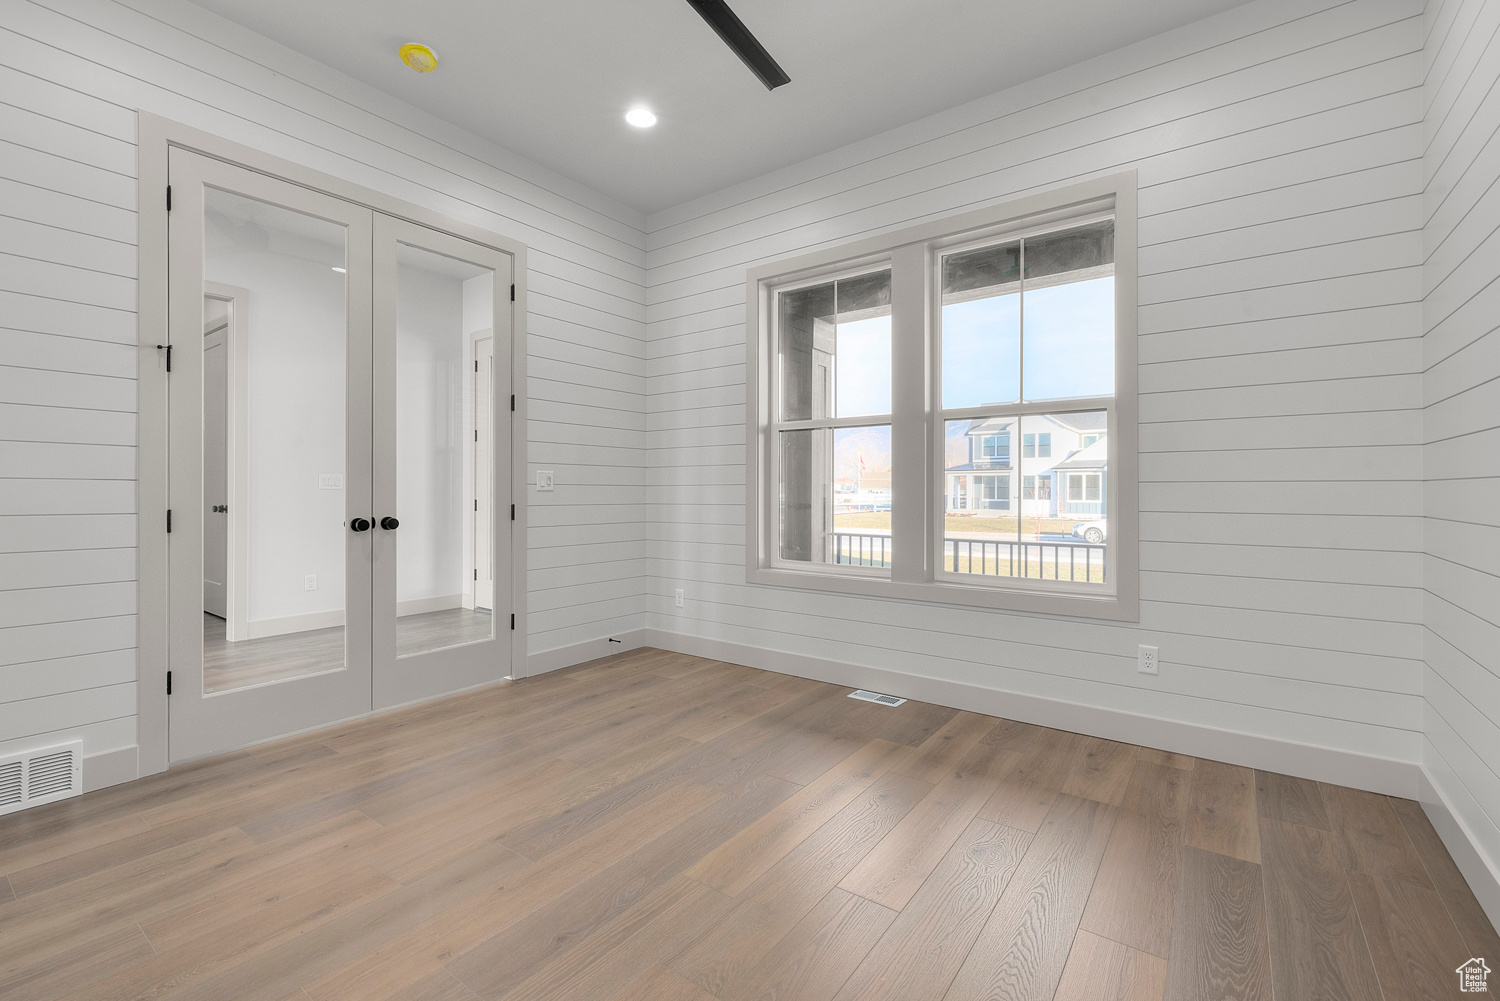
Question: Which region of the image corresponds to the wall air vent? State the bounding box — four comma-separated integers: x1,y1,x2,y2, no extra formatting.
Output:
0,741,83,817
848,690,906,707
0,761,20,810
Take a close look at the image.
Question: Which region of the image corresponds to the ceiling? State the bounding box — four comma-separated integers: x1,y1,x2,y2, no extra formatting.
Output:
188,0,1251,215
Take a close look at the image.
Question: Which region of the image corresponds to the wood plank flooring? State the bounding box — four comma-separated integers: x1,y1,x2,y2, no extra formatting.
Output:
1,646,1494,1001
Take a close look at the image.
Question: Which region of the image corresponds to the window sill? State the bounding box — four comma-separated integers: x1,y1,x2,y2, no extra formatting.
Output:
746,565,1139,621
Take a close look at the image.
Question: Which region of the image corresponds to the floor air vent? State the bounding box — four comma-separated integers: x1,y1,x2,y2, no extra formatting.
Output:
0,741,82,817
849,690,906,707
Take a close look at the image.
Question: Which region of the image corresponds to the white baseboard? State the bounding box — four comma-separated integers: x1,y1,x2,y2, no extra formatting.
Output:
635,628,1423,799
527,629,649,678
1419,769,1500,932
244,595,465,640
83,745,139,792
397,594,464,616
246,609,344,638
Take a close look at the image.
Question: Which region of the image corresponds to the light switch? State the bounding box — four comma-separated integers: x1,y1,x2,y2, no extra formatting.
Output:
537,470,554,492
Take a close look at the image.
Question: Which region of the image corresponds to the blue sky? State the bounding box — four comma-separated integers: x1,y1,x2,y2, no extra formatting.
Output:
941,276,1114,408
822,275,1112,419
833,315,891,417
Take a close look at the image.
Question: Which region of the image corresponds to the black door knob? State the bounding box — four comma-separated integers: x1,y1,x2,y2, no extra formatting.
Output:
380,516,400,531
350,517,371,532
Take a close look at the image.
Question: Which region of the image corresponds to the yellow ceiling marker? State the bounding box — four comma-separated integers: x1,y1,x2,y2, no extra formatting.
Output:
399,43,438,73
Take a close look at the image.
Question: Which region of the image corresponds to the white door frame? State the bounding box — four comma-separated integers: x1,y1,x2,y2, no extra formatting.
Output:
203,281,250,641
138,113,529,776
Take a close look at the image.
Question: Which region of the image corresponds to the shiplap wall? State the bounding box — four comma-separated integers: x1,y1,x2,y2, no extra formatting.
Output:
1421,0,1500,902
0,0,648,772
645,0,1428,764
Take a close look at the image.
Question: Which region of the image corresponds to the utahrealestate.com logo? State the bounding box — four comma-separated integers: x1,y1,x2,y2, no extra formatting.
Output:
1459,957,1491,993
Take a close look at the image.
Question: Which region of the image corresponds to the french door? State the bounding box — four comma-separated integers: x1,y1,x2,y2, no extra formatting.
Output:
166,149,513,762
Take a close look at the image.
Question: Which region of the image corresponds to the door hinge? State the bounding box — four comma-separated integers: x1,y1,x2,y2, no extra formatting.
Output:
166,670,172,695
474,499,478,511
166,185,172,211
510,394,515,412
474,429,478,442
510,503,515,521
474,359,478,372
166,509,173,534
510,283,515,302
474,568,478,580
510,613,515,630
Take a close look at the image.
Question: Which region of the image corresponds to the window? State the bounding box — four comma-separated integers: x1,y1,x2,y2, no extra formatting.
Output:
747,173,1138,619
939,218,1112,587
1068,477,1104,504
974,475,1010,510
1022,432,1051,459
1022,475,1052,501
773,270,892,569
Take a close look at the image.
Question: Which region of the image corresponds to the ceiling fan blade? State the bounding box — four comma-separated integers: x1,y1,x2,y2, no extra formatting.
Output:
684,0,791,90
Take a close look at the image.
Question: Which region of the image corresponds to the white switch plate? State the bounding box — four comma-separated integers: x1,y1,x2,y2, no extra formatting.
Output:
1138,644,1158,675
536,470,554,492
318,474,343,490
304,574,317,592
674,589,684,607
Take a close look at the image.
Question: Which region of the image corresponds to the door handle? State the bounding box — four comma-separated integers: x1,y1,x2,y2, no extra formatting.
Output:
350,517,372,532
380,517,400,531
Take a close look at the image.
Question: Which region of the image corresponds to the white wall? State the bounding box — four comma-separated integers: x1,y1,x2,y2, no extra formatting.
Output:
395,263,466,610
1421,0,1500,912
645,0,1427,767
205,215,350,626
0,0,647,774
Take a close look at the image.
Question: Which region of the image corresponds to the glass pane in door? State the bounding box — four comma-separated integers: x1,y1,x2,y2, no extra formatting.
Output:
202,187,349,693
394,241,495,658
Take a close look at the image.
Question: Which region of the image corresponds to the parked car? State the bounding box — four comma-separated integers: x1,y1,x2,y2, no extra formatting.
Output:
1071,520,1106,544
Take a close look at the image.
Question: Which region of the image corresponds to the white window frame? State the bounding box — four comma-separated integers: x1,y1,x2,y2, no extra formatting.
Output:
745,172,1139,620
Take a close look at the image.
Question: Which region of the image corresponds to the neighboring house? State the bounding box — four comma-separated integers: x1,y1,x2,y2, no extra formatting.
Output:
944,412,1106,519
1051,436,1107,518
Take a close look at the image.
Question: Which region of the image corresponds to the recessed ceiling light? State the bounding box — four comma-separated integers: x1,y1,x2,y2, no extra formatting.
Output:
398,43,438,73
625,107,657,129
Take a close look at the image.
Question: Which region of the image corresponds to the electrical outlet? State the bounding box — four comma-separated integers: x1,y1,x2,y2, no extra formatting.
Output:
318,474,343,490
674,588,684,608
1138,644,1158,675
536,470,554,492
304,574,317,592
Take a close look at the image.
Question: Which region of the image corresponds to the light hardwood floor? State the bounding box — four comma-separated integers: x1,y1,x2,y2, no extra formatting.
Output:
2,647,1494,1001
204,608,493,692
